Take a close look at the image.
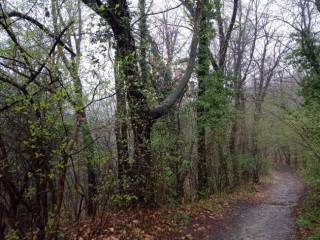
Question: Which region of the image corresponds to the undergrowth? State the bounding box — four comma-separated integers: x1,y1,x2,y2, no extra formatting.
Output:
296,167,320,240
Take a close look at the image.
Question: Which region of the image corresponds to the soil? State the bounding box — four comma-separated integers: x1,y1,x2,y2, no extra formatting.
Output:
174,169,304,240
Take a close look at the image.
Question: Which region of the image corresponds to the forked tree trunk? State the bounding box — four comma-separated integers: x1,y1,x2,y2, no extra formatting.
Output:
114,7,155,203
82,0,201,205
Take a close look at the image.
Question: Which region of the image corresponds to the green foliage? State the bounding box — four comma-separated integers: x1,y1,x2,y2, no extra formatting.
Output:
4,229,20,240
46,215,65,240
239,154,256,173
308,233,320,240
151,117,181,204
96,172,130,208
196,72,233,129
297,216,312,227
111,194,139,207
289,30,320,104
173,211,192,225
288,19,320,240
297,191,320,240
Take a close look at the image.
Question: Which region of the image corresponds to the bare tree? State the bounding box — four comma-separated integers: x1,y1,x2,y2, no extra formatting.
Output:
251,23,286,182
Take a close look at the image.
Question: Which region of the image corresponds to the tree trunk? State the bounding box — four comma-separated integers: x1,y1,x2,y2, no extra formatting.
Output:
72,71,98,216
81,0,201,205
197,0,210,192
239,93,248,154
131,117,154,204
81,118,98,216
114,50,130,194
33,122,49,240
218,142,230,191
139,0,148,83
51,0,98,216
115,12,154,204
252,101,262,183
229,86,241,187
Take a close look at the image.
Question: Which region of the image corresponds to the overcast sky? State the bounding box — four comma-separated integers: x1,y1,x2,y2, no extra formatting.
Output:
2,0,319,117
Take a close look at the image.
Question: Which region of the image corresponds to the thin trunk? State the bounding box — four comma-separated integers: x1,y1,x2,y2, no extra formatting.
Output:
218,142,229,191
0,134,5,239
52,0,98,216
82,118,97,216
139,0,148,83
229,123,239,186
26,92,49,240
230,85,241,187
239,92,248,154
252,101,262,183
20,85,49,240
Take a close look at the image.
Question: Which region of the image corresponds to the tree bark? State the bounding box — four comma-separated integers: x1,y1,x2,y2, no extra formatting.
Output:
229,84,242,187
197,0,210,192
81,0,201,205
114,50,130,195
218,142,230,191
51,0,98,216
252,101,262,183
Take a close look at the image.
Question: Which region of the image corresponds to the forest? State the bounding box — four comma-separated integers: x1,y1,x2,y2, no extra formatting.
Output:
1,0,320,239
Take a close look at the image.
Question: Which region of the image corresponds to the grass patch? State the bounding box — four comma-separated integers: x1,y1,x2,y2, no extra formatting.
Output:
296,190,320,240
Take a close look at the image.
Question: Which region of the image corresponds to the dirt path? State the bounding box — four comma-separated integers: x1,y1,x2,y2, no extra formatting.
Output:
210,169,304,240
